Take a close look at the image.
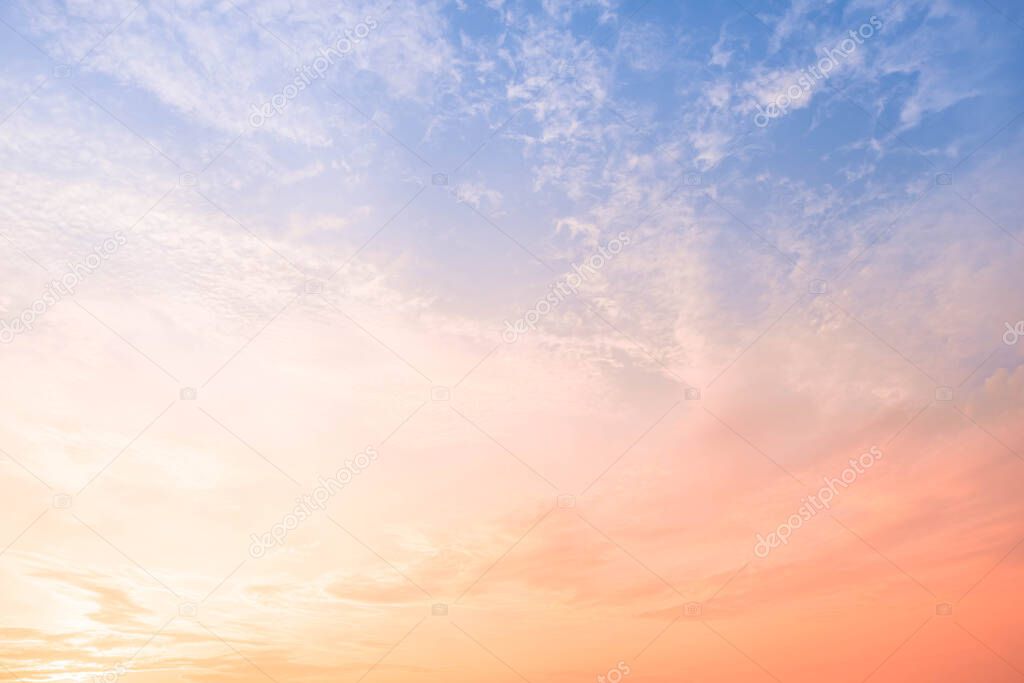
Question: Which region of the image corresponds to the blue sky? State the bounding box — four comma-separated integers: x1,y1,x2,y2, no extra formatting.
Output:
3,3,1024,681
1,0,1023,382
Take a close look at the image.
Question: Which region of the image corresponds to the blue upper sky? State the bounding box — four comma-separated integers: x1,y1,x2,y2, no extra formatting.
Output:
1,0,1022,386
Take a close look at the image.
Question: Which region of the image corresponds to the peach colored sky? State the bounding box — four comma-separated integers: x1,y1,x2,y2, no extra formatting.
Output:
2,0,1024,681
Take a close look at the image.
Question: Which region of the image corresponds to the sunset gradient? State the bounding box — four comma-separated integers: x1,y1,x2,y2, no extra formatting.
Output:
1,1,1023,682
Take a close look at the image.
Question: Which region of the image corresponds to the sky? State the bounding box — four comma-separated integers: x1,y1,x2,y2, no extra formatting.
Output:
1,0,1023,681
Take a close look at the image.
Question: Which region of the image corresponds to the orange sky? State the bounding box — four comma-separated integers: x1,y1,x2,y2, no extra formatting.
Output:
2,0,1024,681
1,280,1022,682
